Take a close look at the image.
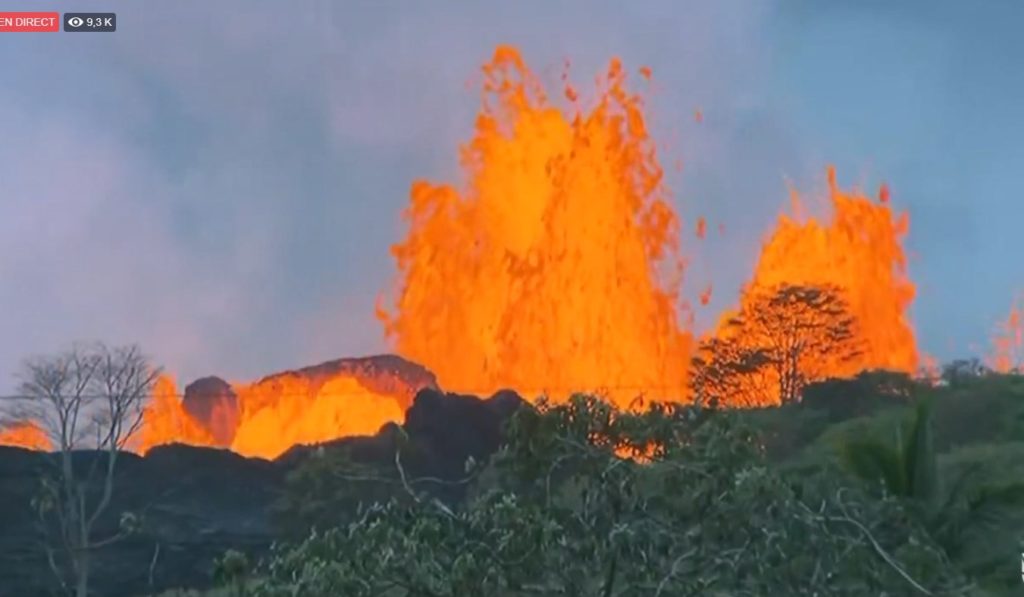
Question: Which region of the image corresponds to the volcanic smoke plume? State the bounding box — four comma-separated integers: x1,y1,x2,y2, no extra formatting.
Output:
714,169,919,376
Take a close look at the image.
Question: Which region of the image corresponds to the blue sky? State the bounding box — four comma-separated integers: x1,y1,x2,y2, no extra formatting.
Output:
0,1,1021,389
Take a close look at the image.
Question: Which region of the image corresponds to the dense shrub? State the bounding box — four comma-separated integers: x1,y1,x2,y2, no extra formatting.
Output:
240,397,971,596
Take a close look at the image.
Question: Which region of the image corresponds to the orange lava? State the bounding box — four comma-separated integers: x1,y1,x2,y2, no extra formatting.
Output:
0,420,51,451
135,375,216,453
708,168,918,404
229,375,403,459
989,293,1023,373
378,45,693,406
4,46,932,457
136,373,405,459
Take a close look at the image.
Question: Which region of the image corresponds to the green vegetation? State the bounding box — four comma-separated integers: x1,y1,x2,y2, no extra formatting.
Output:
172,371,1023,597
120,368,1024,597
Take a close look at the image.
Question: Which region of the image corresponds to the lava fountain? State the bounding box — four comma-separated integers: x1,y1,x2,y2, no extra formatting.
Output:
742,171,917,369
378,46,694,406
0,420,50,451
1,45,930,455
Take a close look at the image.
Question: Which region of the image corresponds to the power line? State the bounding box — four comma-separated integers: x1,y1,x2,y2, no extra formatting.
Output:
0,385,691,402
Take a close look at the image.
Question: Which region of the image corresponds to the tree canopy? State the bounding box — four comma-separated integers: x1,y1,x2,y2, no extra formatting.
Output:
693,284,863,406
243,396,972,596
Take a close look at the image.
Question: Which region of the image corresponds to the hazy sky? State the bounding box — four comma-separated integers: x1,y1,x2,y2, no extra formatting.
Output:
1,1,1021,390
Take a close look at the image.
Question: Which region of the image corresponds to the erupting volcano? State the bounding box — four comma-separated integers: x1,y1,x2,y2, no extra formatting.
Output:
377,46,693,406
378,45,921,407
0,44,946,456
736,170,917,374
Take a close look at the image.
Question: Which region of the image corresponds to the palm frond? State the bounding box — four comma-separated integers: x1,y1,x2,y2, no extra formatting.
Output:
903,398,939,504
839,438,908,496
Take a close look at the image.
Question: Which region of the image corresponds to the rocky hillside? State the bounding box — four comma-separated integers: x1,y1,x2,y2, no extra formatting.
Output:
0,386,521,597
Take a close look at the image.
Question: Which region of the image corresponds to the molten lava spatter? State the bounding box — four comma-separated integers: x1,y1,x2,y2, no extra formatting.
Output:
229,375,403,458
989,294,1023,373
705,168,919,405
750,169,917,374
5,47,931,457
136,375,216,453
136,356,433,459
378,45,693,406
0,420,50,451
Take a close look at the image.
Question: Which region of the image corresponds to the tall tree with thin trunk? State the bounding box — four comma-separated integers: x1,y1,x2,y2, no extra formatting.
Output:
15,342,160,597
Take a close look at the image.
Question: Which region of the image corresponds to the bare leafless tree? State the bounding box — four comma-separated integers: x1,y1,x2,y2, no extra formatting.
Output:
14,342,160,597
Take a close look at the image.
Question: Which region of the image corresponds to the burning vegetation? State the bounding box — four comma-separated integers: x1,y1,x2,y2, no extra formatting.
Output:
0,45,1015,458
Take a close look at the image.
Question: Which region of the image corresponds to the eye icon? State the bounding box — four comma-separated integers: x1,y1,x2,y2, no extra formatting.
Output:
67,16,83,27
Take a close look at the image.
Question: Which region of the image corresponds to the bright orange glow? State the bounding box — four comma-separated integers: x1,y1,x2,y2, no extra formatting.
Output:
989,294,1023,373
709,168,918,404
228,375,403,458
378,45,693,407
6,46,935,457
136,375,215,453
0,420,51,451
136,371,408,459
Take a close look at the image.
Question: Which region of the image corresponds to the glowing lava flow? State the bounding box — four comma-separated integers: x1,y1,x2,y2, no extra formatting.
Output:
137,371,409,459
378,46,693,406
135,375,216,453
703,169,919,405
0,420,50,451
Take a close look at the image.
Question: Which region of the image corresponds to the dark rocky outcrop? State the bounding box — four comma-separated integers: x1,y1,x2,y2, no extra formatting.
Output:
280,387,525,495
0,384,523,597
183,376,239,447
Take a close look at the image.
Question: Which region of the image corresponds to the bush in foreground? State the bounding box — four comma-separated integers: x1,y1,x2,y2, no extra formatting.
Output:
228,396,978,596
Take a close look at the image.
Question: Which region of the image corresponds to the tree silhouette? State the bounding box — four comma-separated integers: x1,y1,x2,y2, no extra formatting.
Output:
691,337,774,408
692,284,863,406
